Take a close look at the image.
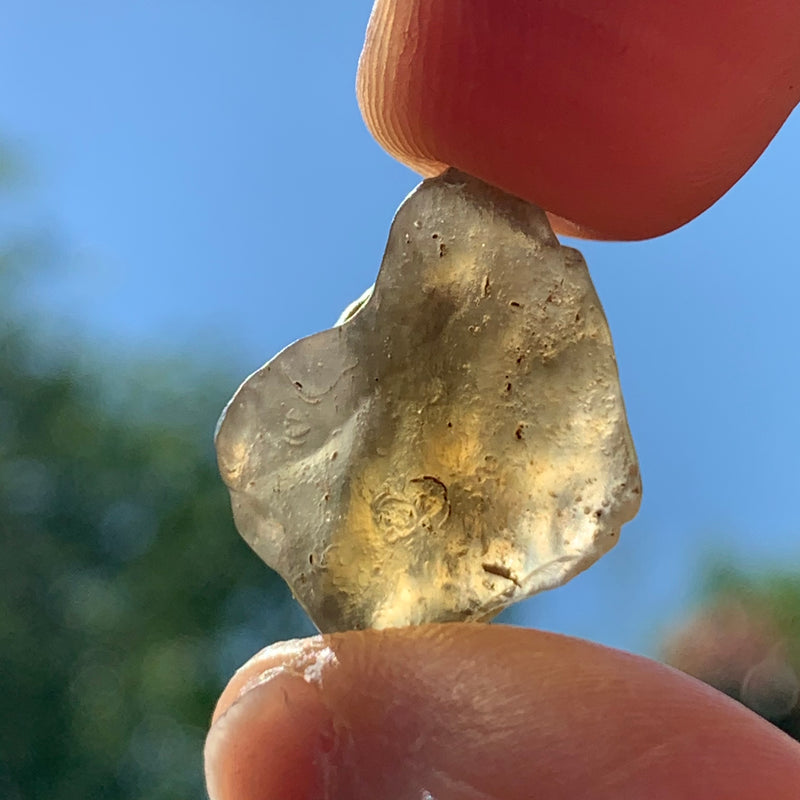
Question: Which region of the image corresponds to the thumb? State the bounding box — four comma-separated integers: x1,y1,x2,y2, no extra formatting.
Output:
205,624,800,799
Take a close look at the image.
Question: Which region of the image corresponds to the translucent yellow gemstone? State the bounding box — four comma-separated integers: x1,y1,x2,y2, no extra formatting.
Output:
216,170,641,632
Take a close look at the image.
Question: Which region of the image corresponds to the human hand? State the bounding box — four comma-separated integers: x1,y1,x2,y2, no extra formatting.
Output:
205,624,800,798
205,3,800,797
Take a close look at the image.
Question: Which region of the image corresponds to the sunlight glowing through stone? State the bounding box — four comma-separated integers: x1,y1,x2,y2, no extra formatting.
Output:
216,170,641,632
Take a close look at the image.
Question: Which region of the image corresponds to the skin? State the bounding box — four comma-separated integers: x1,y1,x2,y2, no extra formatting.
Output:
205,625,800,799
206,3,800,796
357,0,800,240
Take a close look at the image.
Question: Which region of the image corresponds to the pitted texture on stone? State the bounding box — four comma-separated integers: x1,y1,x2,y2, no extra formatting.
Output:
216,170,641,632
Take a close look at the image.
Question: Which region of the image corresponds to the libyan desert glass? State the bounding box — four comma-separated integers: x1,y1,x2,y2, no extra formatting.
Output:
216,170,641,632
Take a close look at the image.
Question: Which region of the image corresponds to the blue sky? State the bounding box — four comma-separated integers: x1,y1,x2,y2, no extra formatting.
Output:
2,1,799,655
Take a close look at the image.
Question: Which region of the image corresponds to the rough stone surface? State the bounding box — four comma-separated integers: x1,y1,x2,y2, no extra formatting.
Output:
216,170,641,632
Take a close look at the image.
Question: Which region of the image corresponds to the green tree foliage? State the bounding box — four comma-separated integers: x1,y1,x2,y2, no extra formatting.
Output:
0,157,313,798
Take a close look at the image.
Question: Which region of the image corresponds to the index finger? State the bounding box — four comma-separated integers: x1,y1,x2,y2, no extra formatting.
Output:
357,1,800,239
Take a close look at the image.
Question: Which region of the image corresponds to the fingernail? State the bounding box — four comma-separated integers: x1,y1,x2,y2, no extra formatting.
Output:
205,637,337,800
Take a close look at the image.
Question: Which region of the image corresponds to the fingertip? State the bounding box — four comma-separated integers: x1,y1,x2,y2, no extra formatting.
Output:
357,0,800,240
205,663,330,800
207,625,800,799
210,636,327,726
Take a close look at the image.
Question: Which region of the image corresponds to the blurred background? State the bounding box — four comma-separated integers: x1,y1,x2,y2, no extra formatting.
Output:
1,2,799,798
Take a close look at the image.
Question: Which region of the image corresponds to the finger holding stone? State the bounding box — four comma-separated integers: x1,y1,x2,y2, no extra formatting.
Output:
205,625,800,800
357,0,800,240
